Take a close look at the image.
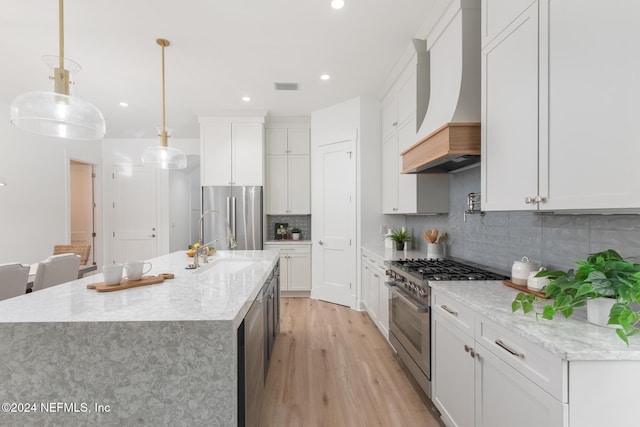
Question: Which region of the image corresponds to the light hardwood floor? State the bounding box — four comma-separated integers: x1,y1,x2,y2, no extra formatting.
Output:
260,298,444,427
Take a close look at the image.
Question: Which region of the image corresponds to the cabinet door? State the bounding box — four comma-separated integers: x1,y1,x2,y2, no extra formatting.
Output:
432,312,475,427
381,134,399,213
481,2,539,211
475,342,566,427
361,257,371,310
541,0,640,210
376,266,389,338
397,71,416,127
232,123,263,186
265,128,287,155
288,253,311,291
201,122,232,186
287,128,310,155
265,155,288,214
397,118,418,213
279,256,290,291
382,96,398,140
288,155,310,214
481,0,537,48
367,262,379,323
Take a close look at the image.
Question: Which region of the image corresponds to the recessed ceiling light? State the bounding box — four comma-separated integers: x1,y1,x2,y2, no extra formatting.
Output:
331,0,345,9
242,96,251,102
320,74,331,80
119,102,129,107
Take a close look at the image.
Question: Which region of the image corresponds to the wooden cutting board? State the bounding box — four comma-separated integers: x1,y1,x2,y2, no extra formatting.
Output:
87,273,174,292
502,280,547,298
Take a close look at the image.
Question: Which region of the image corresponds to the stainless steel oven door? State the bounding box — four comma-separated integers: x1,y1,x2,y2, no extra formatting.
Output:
388,284,431,380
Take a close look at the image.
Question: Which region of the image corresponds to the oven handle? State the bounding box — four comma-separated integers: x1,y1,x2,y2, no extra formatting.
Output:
385,282,429,313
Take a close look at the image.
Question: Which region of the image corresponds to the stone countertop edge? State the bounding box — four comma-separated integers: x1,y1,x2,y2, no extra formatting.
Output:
0,250,279,330
430,280,640,361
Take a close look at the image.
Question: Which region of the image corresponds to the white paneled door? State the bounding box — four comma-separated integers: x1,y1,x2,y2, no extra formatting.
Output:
70,161,95,263
311,131,356,308
112,165,159,264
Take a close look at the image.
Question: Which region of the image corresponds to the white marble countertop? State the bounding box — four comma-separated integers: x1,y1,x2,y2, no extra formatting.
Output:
430,280,640,361
0,250,279,329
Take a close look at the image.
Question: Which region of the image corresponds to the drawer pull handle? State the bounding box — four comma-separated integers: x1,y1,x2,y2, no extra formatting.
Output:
495,339,525,359
441,305,458,316
464,344,471,353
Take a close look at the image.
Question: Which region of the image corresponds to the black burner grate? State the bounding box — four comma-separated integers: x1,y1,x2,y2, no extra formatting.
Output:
390,258,507,281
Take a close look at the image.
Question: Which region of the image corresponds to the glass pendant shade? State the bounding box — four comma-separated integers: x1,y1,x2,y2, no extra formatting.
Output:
141,145,187,169
10,91,106,140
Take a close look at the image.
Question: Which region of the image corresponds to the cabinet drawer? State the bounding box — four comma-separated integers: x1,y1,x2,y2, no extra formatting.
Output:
476,316,566,401
432,291,475,337
264,244,310,254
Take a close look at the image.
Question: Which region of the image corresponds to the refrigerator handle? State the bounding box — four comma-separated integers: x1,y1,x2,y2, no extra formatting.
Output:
230,196,237,246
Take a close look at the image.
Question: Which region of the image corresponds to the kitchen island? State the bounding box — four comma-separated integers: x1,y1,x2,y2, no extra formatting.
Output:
0,250,279,427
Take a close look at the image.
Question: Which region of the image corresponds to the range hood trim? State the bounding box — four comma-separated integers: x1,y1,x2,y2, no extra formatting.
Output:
401,122,480,174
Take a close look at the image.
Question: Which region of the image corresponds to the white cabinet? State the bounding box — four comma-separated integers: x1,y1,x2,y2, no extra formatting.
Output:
265,126,310,214
482,0,640,212
360,252,389,339
264,243,311,292
381,54,449,215
432,289,566,427
200,118,265,187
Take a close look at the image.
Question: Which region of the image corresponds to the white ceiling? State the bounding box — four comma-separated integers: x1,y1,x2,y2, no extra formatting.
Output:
1,0,435,138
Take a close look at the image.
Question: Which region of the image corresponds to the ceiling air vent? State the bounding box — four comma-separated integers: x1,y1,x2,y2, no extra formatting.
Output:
274,82,299,91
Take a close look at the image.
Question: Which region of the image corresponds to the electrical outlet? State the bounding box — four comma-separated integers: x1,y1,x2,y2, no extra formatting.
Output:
379,224,387,234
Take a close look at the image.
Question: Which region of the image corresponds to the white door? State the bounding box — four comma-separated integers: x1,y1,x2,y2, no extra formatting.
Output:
70,161,94,263
311,132,356,307
112,165,159,264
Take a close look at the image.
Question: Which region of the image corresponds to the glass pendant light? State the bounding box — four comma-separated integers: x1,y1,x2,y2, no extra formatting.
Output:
141,38,187,170
10,0,106,140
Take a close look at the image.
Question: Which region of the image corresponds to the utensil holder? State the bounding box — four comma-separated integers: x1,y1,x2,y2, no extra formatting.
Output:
427,243,444,259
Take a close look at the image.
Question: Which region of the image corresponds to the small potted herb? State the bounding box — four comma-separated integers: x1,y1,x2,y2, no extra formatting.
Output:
291,227,301,240
388,228,414,251
512,249,640,344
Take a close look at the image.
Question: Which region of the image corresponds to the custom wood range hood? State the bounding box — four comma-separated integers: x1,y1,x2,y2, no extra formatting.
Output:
401,122,480,174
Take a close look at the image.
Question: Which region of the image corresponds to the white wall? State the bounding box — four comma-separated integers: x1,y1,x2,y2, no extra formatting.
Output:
169,156,200,252
0,100,103,266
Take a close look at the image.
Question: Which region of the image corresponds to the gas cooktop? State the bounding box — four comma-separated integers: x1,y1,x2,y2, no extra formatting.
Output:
388,258,508,282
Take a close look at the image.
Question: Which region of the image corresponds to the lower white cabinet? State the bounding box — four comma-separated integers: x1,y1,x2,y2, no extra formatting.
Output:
361,251,389,340
432,289,566,427
264,243,311,292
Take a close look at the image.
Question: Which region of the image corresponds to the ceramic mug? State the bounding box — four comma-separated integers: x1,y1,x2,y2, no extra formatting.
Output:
103,264,129,286
511,256,539,286
127,261,153,281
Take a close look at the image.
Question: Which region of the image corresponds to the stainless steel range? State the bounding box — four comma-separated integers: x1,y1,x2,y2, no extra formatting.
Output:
385,258,508,398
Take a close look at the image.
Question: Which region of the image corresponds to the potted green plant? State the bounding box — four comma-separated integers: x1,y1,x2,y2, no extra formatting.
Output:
512,249,640,344
389,228,414,251
291,227,301,240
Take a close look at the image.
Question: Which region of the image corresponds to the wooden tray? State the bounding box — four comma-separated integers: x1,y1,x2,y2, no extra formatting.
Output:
87,273,174,292
503,280,547,298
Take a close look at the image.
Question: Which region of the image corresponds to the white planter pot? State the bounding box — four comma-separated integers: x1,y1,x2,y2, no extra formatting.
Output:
587,298,619,328
292,233,300,240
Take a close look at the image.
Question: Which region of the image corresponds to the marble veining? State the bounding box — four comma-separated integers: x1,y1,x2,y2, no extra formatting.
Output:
430,281,640,361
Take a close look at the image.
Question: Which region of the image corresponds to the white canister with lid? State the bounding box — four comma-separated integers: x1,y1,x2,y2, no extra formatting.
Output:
527,268,550,292
511,256,539,286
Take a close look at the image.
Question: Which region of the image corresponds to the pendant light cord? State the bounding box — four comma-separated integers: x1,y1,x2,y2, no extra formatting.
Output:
59,0,64,71
161,42,166,138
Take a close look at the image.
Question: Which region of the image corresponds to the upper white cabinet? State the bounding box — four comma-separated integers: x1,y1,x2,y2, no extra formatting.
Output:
482,0,640,211
381,53,449,215
200,117,265,187
265,121,310,214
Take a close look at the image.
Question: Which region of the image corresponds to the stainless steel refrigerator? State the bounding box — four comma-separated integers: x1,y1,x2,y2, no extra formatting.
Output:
201,186,263,250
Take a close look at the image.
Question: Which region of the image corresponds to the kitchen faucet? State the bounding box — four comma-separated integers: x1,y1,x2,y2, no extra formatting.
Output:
193,209,237,268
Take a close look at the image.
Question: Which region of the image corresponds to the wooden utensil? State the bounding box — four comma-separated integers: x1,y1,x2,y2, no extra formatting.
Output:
437,232,447,244
424,229,434,243
432,229,439,243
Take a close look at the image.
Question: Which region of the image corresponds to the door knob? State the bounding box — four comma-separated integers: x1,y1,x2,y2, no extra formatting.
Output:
318,240,324,245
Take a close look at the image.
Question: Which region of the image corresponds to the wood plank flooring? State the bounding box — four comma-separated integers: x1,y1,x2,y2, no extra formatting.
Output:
260,298,444,427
